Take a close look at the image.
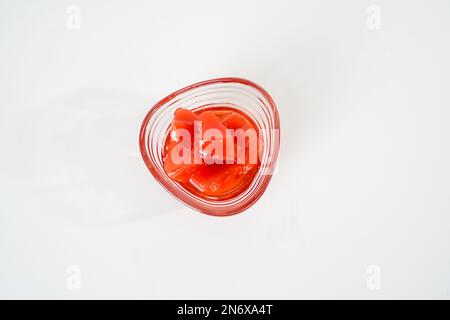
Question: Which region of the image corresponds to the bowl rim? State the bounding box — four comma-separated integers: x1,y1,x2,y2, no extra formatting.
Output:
139,77,280,217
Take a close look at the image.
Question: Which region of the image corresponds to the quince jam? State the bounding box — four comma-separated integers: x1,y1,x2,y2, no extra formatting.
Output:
162,107,261,200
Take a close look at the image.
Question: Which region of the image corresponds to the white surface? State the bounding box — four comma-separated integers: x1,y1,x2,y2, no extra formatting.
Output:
1,0,450,299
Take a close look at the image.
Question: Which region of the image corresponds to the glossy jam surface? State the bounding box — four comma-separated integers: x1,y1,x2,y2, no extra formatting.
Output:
163,107,261,200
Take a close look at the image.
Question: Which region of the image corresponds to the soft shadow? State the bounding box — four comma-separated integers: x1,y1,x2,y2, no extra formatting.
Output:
30,87,180,226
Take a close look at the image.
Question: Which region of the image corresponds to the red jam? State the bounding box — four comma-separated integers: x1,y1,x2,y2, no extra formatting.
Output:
163,107,261,200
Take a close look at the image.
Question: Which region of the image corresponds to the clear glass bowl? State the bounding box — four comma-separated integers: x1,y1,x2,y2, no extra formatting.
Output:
139,77,280,216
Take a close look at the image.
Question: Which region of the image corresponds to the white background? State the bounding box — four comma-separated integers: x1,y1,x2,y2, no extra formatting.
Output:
1,0,450,299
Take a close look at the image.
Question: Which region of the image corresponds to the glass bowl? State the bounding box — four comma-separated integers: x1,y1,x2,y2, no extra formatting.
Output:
139,77,280,216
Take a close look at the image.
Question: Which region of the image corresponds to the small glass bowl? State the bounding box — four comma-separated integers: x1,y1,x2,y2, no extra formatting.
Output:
139,77,280,216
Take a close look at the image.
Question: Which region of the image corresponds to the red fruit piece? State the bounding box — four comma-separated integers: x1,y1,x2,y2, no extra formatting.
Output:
163,108,199,182
222,112,260,164
198,111,228,136
198,111,234,164
172,108,199,138
163,138,198,183
189,164,256,198
162,107,261,199
221,112,252,130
